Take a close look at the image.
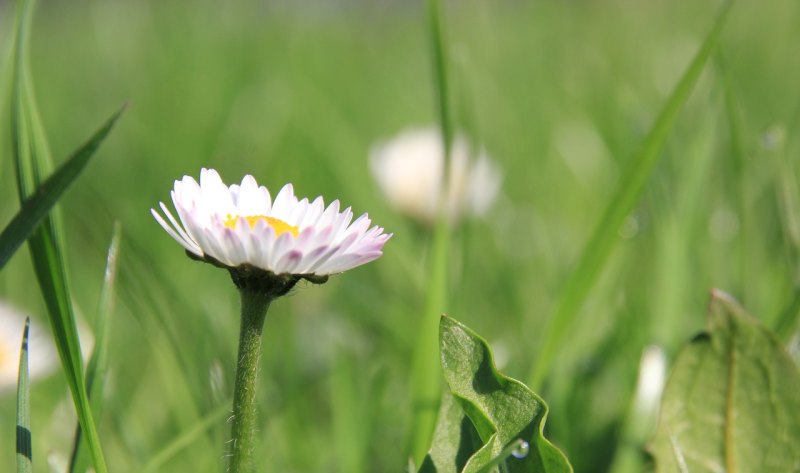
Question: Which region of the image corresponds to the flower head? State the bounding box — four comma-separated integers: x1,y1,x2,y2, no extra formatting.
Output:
369,127,501,225
151,169,391,290
0,301,57,393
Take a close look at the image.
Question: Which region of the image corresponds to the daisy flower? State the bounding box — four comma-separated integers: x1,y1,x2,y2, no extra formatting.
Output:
369,126,501,225
151,168,391,291
151,168,391,472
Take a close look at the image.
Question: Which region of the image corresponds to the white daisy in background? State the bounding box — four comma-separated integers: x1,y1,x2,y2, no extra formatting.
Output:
151,168,391,291
369,126,502,225
0,301,58,393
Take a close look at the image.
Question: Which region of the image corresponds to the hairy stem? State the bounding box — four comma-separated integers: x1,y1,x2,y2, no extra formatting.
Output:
228,289,272,473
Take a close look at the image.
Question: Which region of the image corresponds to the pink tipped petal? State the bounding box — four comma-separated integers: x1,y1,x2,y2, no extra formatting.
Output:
276,250,304,274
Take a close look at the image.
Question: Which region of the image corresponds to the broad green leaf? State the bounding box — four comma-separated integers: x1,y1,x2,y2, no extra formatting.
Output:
10,0,115,471
649,290,800,473
527,0,734,389
421,316,572,473
68,223,121,473
0,106,125,270
419,391,482,473
16,318,32,473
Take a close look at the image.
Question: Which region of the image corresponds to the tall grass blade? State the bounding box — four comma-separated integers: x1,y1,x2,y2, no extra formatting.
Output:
409,0,455,461
0,106,125,270
16,318,32,473
10,0,114,471
527,1,734,389
68,223,122,473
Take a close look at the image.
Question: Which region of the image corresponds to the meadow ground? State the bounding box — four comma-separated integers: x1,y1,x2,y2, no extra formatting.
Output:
1,0,798,472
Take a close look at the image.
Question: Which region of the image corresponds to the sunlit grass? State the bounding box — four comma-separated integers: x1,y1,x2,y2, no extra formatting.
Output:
1,0,798,471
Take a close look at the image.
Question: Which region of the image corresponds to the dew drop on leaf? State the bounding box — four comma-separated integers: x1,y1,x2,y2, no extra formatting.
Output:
511,440,530,459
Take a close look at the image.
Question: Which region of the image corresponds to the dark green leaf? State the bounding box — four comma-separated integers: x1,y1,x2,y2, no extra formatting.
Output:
419,391,482,473
16,318,32,473
649,290,800,472
421,316,572,473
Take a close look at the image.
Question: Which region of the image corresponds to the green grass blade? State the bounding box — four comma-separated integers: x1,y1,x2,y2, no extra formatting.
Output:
427,0,453,157
0,105,125,270
409,0,455,461
527,1,734,389
10,0,112,471
68,223,122,473
16,318,32,473
137,401,232,473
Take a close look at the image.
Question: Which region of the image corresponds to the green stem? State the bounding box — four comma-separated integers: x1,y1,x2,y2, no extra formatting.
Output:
407,0,454,462
229,289,273,473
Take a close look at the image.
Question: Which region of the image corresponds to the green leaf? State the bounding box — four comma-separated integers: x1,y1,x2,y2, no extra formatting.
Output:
0,106,125,270
10,0,115,471
419,391,482,473
527,0,734,389
649,290,800,473
68,223,122,473
16,318,32,473
421,316,572,473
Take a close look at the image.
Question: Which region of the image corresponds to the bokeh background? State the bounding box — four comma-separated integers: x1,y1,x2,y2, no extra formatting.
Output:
1,0,799,471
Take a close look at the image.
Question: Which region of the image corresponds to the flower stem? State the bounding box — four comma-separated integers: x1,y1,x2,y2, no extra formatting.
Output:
229,288,273,473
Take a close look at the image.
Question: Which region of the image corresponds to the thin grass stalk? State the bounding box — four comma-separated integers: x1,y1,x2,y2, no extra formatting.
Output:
409,0,455,462
68,224,122,473
138,401,231,473
16,318,32,473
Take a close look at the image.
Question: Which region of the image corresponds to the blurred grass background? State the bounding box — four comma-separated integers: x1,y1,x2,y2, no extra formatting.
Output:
1,0,799,471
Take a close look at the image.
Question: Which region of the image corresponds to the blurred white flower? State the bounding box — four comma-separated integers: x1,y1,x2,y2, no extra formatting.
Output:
633,345,667,416
152,168,391,277
0,301,57,392
369,127,501,225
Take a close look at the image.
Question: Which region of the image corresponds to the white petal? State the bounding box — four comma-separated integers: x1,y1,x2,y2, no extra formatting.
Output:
159,201,198,250
151,208,201,255
271,183,297,220
153,169,389,276
237,175,269,216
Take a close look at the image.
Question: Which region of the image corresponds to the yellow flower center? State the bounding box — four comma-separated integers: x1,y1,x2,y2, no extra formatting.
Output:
224,214,299,237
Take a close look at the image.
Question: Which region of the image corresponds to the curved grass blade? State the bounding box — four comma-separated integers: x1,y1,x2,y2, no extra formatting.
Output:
10,0,115,471
68,223,122,473
16,318,32,473
527,1,734,389
0,105,125,270
137,401,231,473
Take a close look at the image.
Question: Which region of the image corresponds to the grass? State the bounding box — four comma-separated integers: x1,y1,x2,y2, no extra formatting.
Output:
0,0,798,472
